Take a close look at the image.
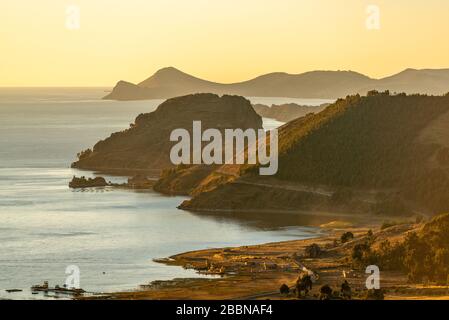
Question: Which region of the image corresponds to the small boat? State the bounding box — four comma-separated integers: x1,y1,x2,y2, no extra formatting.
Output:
31,281,85,295
5,289,23,293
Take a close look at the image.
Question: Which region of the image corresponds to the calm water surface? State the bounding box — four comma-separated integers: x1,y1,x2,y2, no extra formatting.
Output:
0,88,330,299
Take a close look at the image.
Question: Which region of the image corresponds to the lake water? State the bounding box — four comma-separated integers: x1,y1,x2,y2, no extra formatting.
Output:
0,88,332,299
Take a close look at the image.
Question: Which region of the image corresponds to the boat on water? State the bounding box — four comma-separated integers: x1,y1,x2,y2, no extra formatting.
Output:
5,289,23,293
31,281,85,295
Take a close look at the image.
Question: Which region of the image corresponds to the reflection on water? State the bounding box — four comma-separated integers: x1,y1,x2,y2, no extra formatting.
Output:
0,89,324,299
0,167,320,300
186,209,369,231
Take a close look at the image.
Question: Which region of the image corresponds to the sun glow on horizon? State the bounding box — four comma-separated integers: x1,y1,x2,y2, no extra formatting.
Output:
2,0,449,86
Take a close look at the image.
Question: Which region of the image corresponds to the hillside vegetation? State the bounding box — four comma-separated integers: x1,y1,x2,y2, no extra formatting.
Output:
352,213,449,284
268,92,449,213
72,93,262,173
178,92,449,215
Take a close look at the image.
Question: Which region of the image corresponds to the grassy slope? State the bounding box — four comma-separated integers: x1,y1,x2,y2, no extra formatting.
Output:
179,93,449,214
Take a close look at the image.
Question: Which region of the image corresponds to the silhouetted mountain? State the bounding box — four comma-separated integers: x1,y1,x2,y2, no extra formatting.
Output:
104,67,449,100
363,68,449,94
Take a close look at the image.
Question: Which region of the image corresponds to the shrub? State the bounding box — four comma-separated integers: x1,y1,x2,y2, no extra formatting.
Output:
304,243,322,258
319,285,333,300
365,289,384,300
341,231,354,243
352,243,370,261
279,284,290,294
369,213,449,284
76,148,92,160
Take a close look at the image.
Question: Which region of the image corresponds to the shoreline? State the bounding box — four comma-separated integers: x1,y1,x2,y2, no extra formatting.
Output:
83,215,449,300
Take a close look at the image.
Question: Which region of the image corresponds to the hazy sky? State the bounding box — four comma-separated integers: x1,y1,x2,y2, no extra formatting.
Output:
2,0,449,86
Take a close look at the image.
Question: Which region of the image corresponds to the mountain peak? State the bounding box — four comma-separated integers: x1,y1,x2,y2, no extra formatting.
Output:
138,67,207,88
154,66,183,75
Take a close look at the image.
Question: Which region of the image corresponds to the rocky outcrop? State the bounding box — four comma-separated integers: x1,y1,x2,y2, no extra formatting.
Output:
69,176,108,188
69,175,154,189
72,93,262,174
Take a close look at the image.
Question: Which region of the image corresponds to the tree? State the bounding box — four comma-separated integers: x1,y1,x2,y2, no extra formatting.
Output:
295,275,313,298
341,232,354,243
279,284,290,294
76,148,92,160
365,289,384,300
304,243,321,258
319,285,333,300
340,280,352,299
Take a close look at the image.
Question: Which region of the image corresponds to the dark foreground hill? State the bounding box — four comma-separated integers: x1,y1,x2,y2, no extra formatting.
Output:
164,92,449,215
71,93,262,174
104,67,449,100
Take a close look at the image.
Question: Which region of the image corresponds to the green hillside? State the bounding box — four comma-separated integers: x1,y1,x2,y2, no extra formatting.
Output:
179,92,449,215
266,92,449,213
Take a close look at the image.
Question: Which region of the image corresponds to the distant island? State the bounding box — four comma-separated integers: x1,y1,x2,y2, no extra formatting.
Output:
103,67,449,100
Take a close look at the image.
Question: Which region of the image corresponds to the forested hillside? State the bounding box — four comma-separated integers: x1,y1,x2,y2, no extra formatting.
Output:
260,92,449,213
179,92,449,214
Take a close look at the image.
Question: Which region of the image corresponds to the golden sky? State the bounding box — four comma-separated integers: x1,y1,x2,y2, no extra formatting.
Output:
2,0,449,86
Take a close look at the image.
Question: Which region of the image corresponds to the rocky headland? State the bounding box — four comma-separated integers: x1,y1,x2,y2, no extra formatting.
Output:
71,93,262,175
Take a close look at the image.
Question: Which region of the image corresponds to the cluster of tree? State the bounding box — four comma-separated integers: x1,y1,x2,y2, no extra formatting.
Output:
247,93,449,214
76,148,92,160
304,243,322,258
68,176,108,188
352,213,449,284
280,279,356,300
340,231,354,243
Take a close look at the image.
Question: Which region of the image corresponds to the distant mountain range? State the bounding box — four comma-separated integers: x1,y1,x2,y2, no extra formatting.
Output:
103,67,449,100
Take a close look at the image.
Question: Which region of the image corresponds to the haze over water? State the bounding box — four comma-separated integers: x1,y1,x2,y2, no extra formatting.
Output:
0,88,330,299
